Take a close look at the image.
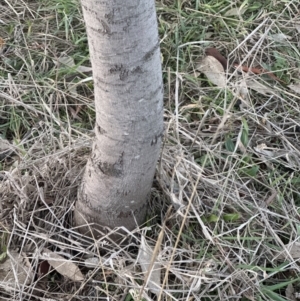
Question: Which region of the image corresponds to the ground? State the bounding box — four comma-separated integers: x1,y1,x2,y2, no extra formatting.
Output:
1,0,300,300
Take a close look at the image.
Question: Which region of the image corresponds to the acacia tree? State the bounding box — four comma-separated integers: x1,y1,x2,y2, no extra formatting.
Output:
74,0,163,240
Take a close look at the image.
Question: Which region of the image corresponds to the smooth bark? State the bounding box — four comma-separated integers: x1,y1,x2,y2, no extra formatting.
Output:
74,0,163,239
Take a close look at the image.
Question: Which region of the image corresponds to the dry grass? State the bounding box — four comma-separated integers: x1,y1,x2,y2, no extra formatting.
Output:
1,0,300,300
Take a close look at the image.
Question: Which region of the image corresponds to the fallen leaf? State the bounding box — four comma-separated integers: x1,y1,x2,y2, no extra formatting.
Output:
254,144,300,170
205,48,227,71
276,243,300,260
203,47,284,84
288,82,300,94
0,37,5,55
262,70,285,83
225,7,246,17
234,78,250,101
68,105,83,120
84,256,112,269
53,55,92,99
245,79,276,96
233,63,285,83
0,251,34,292
76,65,92,73
54,55,74,68
38,260,51,278
137,236,161,296
53,55,92,73
196,55,226,88
286,283,296,301
269,33,292,43
84,257,99,268
253,143,275,157
0,138,14,160
42,248,84,282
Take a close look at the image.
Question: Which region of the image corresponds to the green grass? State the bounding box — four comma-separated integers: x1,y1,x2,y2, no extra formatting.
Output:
1,0,300,300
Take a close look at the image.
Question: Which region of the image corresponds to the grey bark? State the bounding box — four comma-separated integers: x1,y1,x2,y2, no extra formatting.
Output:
74,0,163,239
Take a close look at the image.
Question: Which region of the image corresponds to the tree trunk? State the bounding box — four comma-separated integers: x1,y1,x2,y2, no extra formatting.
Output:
74,0,163,240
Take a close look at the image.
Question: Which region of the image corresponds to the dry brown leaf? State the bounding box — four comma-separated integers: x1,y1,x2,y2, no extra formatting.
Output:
76,65,92,73
233,63,285,83
276,243,300,260
288,82,300,94
43,248,84,282
0,251,34,292
286,283,296,301
53,55,92,73
245,79,276,96
0,37,5,55
269,33,292,43
196,56,226,88
205,48,227,71
68,106,82,120
0,138,13,160
84,257,99,268
234,78,250,101
224,7,246,17
137,235,161,296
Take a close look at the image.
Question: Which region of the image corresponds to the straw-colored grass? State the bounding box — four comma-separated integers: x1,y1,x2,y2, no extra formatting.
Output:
1,0,300,300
